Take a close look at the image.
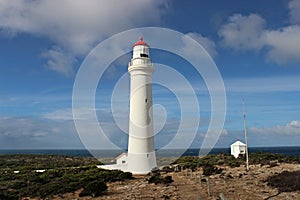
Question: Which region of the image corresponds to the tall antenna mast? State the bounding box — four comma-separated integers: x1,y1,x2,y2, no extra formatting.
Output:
242,99,249,171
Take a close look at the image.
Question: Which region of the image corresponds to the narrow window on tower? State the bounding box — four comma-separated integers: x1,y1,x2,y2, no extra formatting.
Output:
140,53,148,57
145,98,148,103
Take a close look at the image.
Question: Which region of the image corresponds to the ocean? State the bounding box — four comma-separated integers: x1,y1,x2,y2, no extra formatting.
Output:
0,146,299,158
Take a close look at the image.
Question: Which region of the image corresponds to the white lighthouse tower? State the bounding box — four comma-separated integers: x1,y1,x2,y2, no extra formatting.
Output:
127,36,157,174
97,37,157,174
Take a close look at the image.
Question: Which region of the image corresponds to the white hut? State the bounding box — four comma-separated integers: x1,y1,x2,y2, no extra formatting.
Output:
230,140,246,158
115,153,128,165
97,153,128,171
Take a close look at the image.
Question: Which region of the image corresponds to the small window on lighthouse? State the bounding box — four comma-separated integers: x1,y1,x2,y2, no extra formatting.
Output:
140,53,148,58
145,99,148,103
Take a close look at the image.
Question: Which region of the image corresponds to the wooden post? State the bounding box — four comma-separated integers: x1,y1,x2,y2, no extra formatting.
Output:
207,177,211,196
199,174,202,186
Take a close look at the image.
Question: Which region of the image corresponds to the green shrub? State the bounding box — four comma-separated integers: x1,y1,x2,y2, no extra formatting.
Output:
202,164,222,176
148,174,173,185
39,182,63,199
0,191,18,200
267,170,300,192
10,180,27,189
163,176,173,184
0,156,133,199
79,180,107,197
172,154,244,170
117,171,133,180
228,160,241,167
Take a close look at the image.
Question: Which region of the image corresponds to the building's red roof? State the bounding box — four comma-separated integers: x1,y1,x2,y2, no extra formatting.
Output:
133,36,149,47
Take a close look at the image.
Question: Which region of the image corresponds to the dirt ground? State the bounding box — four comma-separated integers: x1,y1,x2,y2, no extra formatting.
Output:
23,163,300,200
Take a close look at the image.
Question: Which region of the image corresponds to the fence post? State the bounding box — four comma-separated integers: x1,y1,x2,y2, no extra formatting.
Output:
207,177,211,196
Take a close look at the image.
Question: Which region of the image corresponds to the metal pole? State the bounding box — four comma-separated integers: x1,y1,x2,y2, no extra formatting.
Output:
242,99,249,171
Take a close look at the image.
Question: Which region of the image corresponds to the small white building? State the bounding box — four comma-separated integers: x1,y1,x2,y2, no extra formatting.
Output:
115,153,128,165
230,140,246,158
97,153,128,171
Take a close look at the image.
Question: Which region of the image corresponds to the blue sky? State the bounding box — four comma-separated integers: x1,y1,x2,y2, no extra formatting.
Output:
1,0,300,150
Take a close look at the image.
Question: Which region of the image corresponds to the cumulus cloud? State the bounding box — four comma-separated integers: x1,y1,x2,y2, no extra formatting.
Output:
42,47,76,77
0,0,168,76
0,116,82,149
184,32,217,57
0,117,48,138
289,0,300,24
0,112,128,149
265,26,300,64
218,14,266,51
249,120,300,135
219,12,300,65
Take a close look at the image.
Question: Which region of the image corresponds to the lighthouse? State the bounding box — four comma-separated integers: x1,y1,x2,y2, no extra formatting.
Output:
127,36,157,174
97,37,157,174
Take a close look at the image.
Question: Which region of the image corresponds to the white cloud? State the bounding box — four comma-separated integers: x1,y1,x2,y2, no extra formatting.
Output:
225,75,300,93
249,120,300,135
0,116,82,149
200,128,228,138
219,12,300,65
265,26,300,64
0,0,168,76
42,104,203,150
43,107,97,121
218,14,266,51
0,117,47,138
42,47,76,77
289,0,300,24
185,32,217,57
43,108,74,121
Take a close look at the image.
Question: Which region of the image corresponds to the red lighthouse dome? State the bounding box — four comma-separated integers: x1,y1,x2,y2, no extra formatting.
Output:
133,36,149,48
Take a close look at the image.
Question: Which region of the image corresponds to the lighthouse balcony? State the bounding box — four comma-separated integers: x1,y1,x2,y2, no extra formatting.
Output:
128,64,154,74
129,58,151,66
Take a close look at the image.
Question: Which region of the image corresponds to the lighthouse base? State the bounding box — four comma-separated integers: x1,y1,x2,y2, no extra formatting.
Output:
97,151,157,175
127,151,157,175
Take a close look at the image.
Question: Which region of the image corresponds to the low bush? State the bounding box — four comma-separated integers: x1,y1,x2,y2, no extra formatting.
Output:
202,164,222,176
79,180,108,197
148,174,173,185
266,170,300,192
0,156,132,199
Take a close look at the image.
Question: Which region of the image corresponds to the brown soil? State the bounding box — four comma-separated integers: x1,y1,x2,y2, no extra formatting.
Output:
22,163,300,200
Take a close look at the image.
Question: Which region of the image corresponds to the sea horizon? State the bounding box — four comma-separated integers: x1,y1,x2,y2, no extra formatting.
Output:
1,146,299,158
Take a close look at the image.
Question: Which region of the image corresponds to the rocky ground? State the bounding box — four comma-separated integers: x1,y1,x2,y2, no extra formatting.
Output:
24,163,299,200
